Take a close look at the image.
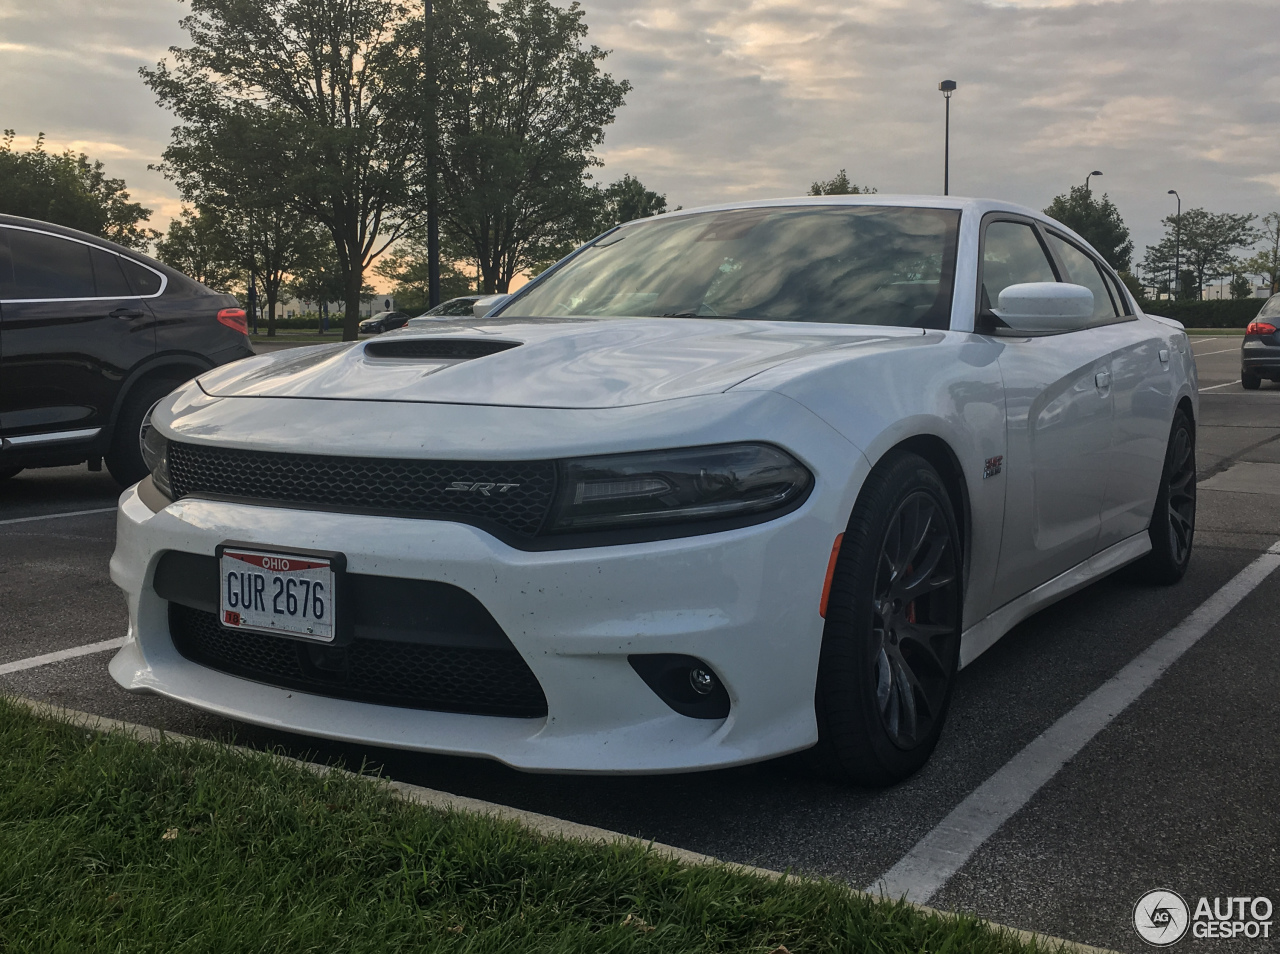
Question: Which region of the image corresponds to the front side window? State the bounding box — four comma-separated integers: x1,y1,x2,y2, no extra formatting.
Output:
503,206,962,329
5,228,94,299
980,221,1057,311
1046,234,1118,323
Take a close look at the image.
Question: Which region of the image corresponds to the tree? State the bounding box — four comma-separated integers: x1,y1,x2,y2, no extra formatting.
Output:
1043,185,1134,271
0,131,156,249
1243,212,1280,295
431,0,630,293
599,173,666,226
1230,272,1254,300
1141,209,1258,300
144,0,426,340
374,233,478,312
154,206,241,292
229,210,333,336
808,169,874,196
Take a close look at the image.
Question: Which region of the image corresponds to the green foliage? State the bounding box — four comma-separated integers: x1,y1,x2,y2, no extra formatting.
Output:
1141,208,1259,300
808,169,874,196
153,206,241,293
143,0,426,340
1242,212,1280,295
1043,185,1134,271
0,699,1038,953
1230,272,1254,300
600,173,667,226
374,234,479,313
431,0,631,293
0,131,156,249
1143,298,1264,327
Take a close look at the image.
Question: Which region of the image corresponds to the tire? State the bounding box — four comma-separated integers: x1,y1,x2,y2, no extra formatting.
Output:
0,467,22,482
1128,411,1196,585
105,377,184,486
808,452,963,786
1242,370,1261,390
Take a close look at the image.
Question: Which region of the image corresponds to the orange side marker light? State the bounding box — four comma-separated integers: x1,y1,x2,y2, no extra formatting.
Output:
819,533,844,619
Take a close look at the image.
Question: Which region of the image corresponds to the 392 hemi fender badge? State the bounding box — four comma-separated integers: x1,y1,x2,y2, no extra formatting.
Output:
983,456,1004,479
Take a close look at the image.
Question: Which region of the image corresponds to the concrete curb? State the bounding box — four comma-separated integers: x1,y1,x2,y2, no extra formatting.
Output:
10,696,1118,954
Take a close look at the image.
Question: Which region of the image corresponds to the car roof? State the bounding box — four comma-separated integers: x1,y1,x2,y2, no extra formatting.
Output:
0,212,196,288
635,193,1046,223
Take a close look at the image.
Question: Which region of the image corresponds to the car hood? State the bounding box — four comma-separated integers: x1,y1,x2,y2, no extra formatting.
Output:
200,317,921,409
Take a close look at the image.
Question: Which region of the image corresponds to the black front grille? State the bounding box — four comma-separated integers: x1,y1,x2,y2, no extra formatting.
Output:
169,604,548,718
168,442,556,537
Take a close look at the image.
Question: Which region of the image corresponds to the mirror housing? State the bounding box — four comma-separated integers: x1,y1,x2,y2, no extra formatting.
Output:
992,282,1093,333
473,294,510,318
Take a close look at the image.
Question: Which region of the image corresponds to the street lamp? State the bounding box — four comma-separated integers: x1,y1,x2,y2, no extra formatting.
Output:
939,80,957,196
1168,189,1181,299
1085,170,1103,192
424,1,441,308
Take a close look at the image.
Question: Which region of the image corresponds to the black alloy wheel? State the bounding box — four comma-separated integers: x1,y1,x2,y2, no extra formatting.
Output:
1129,410,1196,584
106,376,187,487
810,451,963,786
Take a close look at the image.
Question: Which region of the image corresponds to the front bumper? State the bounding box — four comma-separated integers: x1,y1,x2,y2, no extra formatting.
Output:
108,468,853,773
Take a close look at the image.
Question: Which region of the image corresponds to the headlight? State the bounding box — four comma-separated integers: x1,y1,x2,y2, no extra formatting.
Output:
141,426,173,499
545,443,812,534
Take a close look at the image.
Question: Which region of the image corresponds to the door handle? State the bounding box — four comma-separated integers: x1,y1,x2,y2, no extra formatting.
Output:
1095,370,1111,390
110,307,145,320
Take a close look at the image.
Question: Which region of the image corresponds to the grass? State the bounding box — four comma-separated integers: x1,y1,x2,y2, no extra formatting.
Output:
0,698,1051,954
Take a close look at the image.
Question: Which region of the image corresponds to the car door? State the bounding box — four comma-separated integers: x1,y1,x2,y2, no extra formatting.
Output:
1043,231,1174,550
980,216,1116,608
0,225,157,444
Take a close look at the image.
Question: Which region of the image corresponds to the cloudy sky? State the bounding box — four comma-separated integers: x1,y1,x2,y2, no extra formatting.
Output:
2,0,1277,266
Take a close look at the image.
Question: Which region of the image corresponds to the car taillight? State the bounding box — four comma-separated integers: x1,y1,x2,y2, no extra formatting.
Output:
1247,320,1276,336
217,308,248,335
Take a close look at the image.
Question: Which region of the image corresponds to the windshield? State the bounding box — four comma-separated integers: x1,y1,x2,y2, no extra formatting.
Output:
502,205,961,328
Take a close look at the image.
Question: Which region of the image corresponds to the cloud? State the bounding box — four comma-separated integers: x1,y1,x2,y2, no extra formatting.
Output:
2,0,1277,260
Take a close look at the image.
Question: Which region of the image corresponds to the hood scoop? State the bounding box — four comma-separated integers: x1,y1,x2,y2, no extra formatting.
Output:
364,338,521,360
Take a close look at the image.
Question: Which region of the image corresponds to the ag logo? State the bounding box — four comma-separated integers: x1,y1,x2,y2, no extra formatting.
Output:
1134,889,1190,946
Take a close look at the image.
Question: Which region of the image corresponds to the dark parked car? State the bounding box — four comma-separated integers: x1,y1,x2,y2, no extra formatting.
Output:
0,214,252,485
358,310,410,334
417,295,484,318
1242,294,1280,389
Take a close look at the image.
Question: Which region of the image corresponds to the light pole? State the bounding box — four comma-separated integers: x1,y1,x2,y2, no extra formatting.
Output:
939,80,957,195
424,1,441,308
1085,170,1103,193
1168,189,1181,299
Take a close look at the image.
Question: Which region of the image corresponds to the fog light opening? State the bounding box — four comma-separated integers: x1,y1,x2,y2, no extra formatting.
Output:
628,653,730,720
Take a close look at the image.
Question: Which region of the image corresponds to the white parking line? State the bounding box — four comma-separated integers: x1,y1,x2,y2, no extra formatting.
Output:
1200,380,1242,392
0,638,125,677
0,507,116,527
871,539,1280,905
1193,347,1241,357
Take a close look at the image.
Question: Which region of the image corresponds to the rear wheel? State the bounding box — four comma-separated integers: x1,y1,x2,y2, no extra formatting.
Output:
106,376,185,486
1129,411,1196,584
1242,370,1261,390
809,452,963,786
0,467,22,482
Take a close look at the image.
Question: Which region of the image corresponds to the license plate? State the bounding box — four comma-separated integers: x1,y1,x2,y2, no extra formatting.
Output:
218,546,337,642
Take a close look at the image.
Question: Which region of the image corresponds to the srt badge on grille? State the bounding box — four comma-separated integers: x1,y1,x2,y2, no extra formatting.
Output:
447,481,520,496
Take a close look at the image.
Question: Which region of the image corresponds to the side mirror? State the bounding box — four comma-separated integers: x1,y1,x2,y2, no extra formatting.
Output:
473,294,510,318
993,282,1093,333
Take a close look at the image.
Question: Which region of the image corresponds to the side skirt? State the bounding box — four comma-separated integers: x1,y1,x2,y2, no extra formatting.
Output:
958,531,1152,668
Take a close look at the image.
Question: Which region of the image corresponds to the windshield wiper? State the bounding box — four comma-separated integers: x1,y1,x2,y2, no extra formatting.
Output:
656,311,745,319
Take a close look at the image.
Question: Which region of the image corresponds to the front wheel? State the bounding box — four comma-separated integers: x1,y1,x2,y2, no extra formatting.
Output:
809,452,963,786
106,377,185,486
1128,411,1196,584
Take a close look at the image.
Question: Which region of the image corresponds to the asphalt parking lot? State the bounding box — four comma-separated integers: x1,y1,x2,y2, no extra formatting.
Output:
2,334,1277,953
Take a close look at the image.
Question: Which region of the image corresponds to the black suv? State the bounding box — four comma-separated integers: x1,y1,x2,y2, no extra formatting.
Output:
0,215,253,485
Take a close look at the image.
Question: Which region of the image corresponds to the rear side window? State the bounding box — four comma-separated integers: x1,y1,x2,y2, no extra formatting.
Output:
981,221,1057,310
1258,295,1280,320
1046,234,1118,323
7,228,94,299
0,229,14,297
90,247,135,298
120,258,163,296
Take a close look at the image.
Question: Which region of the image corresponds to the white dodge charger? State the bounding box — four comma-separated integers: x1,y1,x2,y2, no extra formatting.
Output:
110,196,1198,785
